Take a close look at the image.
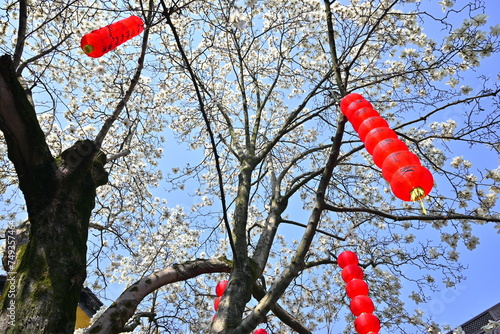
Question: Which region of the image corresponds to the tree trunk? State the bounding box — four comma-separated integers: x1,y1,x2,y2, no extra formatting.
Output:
0,54,108,333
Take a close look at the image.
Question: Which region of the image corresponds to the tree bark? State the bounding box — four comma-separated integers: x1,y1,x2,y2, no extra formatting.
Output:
0,54,108,333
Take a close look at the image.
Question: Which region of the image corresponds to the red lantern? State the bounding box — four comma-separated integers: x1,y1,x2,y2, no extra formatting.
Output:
81,15,144,58
346,279,369,298
357,117,390,142
254,329,268,334
349,108,380,132
372,138,408,168
341,264,364,283
216,280,228,297
381,150,421,182
337,251,359,268
340,93,365,113
350,295,375,316
344,100,375,120
390,164,434,201
363,127,398,154
354,312,381,334
214,296,221,311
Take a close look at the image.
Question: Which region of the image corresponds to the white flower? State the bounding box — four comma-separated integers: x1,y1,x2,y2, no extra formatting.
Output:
450,156,463,168
229,10,248,29
438,0,454,12
491,24,500,36
460,85,472,95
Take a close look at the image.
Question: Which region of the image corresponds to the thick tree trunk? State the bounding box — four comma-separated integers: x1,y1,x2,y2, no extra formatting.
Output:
0,54,107,333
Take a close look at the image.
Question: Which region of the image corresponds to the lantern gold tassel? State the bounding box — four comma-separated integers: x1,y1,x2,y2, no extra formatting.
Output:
411,187,427,214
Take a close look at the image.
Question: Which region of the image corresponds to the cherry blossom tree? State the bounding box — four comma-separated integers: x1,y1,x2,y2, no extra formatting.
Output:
0,0,499,333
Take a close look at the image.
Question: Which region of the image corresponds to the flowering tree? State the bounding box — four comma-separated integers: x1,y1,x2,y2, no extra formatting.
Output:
0,0,499,333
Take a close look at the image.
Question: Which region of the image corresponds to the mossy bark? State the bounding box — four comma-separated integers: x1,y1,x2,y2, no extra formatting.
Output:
0,55,108,333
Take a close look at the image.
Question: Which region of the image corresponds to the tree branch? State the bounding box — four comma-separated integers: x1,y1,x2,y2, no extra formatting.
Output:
323,203,500,223
94,15,150,150
88,258,232,334
0,54,54,214
12,0,27,69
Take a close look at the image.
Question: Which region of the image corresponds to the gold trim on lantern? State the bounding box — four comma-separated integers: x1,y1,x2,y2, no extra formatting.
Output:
83,44,94,54
411,187,427,214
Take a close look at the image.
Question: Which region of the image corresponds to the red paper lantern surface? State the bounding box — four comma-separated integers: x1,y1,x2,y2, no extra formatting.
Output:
350,295,375,316
341,264,364,283
254,329,268,334
382,150,421,182
346,279,369,298
340,93,365,113
357,117,390,142
349,108,380,132
214,296,221,311
354,313,381,334
81,15,144,58
337,251,359,268
216,280,228,297
390,164,434,201
363,127,398,154
344,100,374,120
372,138,408,168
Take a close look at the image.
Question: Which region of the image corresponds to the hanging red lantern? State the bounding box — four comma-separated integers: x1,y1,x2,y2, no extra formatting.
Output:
340,93,365,113
363,127,398,154
214,296,221,311
390,164,434,201
354,312,381,334
357,117,390,142
349,108,381,132
254,329,268,334
346,279,369,298
381,150,421,182
337,250,359,268
339,94,434,203
350,295,375,316
341,264,364,283
343,100,375,120
216,280,228,297
372,138,408,168
80,15,144,58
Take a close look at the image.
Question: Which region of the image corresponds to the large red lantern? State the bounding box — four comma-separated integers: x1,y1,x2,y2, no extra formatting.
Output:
349,108,380,131
372,138,408,168
364,127,398,154
344,99,374,119
341,264,364,282
354,312,381,334
254,329,268,334
346,279,369,298
350,295,375,316
340,93,365,113
80,15,144,58
381,150,421,182
337,250,359,268
216,280,228,297
356,117,390,142
390,164,434,201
